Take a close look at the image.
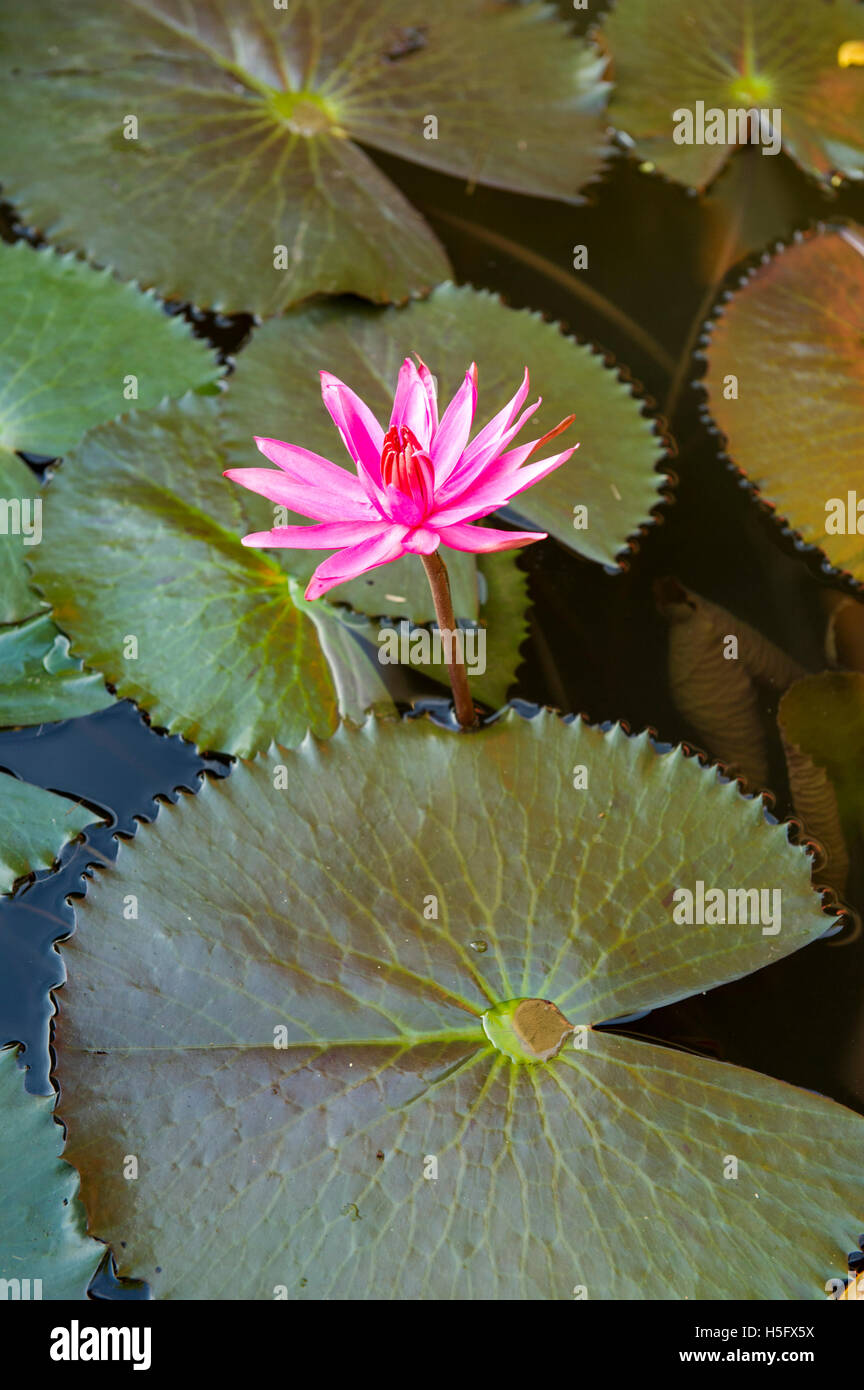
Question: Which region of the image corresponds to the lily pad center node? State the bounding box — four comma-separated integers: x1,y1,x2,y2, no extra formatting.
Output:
482,997,576,1064
267,88,342,137
728,71,776,109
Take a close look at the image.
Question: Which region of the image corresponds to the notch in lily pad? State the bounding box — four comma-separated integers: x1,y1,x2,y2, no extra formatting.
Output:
482,997,575,1064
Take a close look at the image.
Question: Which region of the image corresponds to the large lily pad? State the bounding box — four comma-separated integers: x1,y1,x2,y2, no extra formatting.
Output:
0,1,609,314
602,0,864,189
0,770,100,895
55,712,862,1300
0,1047,102,1299
28,394,389,756
703,228,864,584
0,238,220,621
0,613,114,728
221,285,667,597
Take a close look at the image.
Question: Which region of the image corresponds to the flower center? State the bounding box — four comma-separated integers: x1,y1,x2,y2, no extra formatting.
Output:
380,426,435,513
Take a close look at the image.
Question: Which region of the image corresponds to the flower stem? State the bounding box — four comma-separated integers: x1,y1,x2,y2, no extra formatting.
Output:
420,551,477,730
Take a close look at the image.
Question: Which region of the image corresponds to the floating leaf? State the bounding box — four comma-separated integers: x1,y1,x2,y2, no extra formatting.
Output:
0,240,220,456
0,1048,102,1299
656,579,805,789
470,552,530,709
0,449,45,625
0,613,114,728
29,395,365,757
55,712,861,1300
290,591,395,723
0,1,609,314
704,228,864,584
602,0,864,189
0,771,99,895
699,145,819,282
294,549,527,713
0,238,220,619
433,550,530,710
779,672,864,893
220,285,666,610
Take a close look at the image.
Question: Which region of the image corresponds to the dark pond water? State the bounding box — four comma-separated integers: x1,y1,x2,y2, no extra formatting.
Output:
2,116,864,1297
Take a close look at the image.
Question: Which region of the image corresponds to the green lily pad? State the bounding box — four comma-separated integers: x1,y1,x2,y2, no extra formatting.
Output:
293,549,527,712
779,672,864,891
289,590,395,722
0,448,45,625
0,1,609,314
0,238,220,621
0,1047,102,1299
0,239,220,456
28,393,388,756
704,227,864,584
0,613,114,728
54,712,861,1300
0,770,100,895
220,285,666,605
471,552,530,709
602,0,864,189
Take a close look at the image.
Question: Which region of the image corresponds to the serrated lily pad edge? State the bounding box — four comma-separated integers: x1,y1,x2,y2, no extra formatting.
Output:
54,704,841,984
0,1045,105,1299
0,239,224,401
697,223,864,594
480,289,675,570
46,704,845,1298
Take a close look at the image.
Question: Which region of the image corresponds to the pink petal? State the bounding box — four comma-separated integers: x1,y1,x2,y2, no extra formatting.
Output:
488,445,577,496
305,527,410,600
403,527,440,554
320,372,385,485
389,359,434,447
224,467,377,522
468,418,578,492
430,366,477,484
380,485,429,528
414,355,439,431
430,447,576,525
435,522,547,553
253,437,370,498
242,520,389,549
435,397,542,503
459,368,530,468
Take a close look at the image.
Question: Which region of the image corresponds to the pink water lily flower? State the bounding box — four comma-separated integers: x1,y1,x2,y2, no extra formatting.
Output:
224,357,577,600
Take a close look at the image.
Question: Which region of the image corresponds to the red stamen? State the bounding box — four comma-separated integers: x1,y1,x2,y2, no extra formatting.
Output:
381,425,416,488
380,426,434,510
